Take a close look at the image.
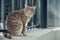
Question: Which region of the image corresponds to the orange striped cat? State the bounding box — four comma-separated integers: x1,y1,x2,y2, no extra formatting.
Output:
3,5,36,39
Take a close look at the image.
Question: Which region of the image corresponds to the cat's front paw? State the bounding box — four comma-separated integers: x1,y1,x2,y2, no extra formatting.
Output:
19,34,26,36
23,34,27,36
19,34,23,36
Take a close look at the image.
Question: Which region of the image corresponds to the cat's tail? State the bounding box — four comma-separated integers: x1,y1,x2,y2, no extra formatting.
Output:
0,30,12,39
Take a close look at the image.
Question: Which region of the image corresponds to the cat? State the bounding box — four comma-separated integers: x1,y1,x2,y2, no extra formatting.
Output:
3,5,36,39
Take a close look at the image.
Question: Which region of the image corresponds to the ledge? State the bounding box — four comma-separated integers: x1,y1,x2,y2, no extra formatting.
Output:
0,28,52,40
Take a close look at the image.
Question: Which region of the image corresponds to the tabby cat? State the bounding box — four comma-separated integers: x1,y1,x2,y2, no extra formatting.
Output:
3,5,36,39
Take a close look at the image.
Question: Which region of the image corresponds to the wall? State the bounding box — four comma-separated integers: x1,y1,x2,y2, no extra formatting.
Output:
47,0,60,27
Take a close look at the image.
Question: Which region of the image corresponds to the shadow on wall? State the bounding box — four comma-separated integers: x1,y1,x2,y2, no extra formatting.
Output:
47,11,55,27
47,0,60,27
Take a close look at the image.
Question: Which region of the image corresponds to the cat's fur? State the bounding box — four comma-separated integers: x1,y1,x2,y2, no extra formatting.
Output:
3,5,36,39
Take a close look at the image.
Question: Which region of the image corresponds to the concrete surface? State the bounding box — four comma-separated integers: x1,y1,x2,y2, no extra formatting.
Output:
0,27,60,40
0,28,52,40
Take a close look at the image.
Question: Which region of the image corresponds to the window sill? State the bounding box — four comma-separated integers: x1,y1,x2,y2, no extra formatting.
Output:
0,28,52,40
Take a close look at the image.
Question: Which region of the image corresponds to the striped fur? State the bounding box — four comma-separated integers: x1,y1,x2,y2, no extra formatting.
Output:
3,6,36,39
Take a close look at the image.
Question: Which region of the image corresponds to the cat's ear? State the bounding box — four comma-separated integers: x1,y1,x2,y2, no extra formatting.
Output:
24,4,28,8
33,6,36,11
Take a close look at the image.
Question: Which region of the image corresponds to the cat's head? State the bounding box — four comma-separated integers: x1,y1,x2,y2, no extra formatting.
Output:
25,5,36,12
24,5,36,17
